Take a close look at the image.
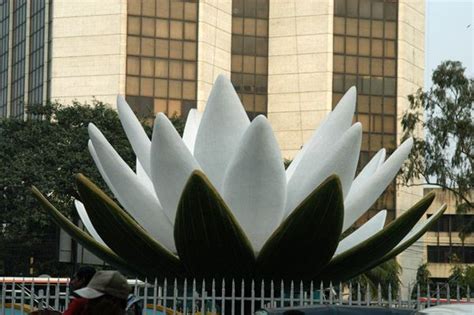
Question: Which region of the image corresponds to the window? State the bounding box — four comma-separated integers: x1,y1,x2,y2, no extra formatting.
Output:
231,0,269,117
333,0,399,225
126,0,198,118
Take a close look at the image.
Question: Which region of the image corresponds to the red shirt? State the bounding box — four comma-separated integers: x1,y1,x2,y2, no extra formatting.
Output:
63,297,88,315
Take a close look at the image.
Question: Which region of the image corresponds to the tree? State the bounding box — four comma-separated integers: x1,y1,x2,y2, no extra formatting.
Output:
351,258,401,299
0,100,184,275
401,61,473,231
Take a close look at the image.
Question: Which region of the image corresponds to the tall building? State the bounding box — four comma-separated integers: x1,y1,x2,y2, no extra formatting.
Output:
1,0,425,288
424,188,474,282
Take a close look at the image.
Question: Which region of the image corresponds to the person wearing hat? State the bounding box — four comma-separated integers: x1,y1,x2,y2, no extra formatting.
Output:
74,270,131,315
63,266,96,315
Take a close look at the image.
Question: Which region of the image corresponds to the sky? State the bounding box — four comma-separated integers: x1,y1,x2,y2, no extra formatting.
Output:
425,0,473,88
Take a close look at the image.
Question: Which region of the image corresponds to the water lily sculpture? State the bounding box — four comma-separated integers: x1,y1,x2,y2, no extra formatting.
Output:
33,75,446,282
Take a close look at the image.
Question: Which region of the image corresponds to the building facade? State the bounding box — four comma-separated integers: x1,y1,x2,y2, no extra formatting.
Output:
1,0,425,288
423,188,474,281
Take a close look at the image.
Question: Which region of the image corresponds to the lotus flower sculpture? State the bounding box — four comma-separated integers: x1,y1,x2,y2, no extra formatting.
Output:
33,75,446,282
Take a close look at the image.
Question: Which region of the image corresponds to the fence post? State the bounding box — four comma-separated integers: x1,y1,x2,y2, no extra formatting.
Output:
427,281,431,308
365,282,370,307
377,283,382,306
447,283,450,304
357,282,361,306
20,278,25,314
211,278,216,313
329,281,333,305
290,281,294,307
319,281,323,305
397,284,402,308
339,282,343,305
456,284,460,302
152,278,158,315
240,279,245,315
192,278,197,315
251,280,255,315
30,280,35,311
221,279,226,315
436,283,440,305
416,284,420,310
270,280,274,308
172,278,177,315
281,280,285,308
300,281,304,306
388,283,392,307
467,285,470,303
200,279,206,315
349,282,352,306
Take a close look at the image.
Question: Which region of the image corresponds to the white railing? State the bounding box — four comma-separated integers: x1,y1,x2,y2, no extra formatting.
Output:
0,277,472,314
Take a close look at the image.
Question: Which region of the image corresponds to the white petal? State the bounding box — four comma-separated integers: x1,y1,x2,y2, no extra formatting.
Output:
88,123,176,252
136,158,154,194
117,95,151,176
284,123,362,217
151,113,201,223
349,149,386,196
74,199,108,247
286,87,356,182
182,109,203,154
194,75,250,189
221,116,286,253
393,205,446,252
343,138,414,231
88,140,118,197
334,210,387,256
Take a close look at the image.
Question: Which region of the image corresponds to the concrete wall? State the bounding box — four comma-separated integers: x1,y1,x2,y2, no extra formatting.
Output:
196,0,232,111
396,0,425,299
267,0,333,159
49,0,127,106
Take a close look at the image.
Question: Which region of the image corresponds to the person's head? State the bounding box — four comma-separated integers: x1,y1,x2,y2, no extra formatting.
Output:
74,270,131,313
70,266,96,291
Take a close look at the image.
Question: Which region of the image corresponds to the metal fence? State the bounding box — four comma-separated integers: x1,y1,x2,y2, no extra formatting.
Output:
0,277,472,314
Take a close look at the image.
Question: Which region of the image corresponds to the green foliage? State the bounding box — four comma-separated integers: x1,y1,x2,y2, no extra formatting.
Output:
411,263,432,299
401,61,473,225
31,186,135,275
412,260,474,299
0,100,184,275
351,258,402,300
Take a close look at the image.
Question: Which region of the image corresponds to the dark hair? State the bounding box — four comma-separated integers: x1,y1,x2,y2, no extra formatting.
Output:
75,266,96,285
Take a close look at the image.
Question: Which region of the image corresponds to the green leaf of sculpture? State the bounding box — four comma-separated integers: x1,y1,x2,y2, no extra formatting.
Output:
31,186,138,276
75,173,185,279
256,175,344,281
317,191,436,282
174,170,255,279
372,204,447,268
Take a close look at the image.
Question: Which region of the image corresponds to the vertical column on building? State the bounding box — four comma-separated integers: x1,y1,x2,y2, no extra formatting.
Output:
195,1,232,111
6,0,13,117
42,0,50,105
267,0,334,159
22,0,31,118
230,0,270,119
